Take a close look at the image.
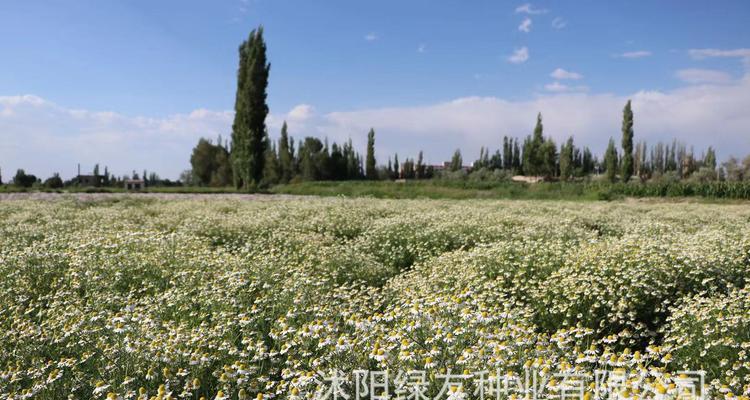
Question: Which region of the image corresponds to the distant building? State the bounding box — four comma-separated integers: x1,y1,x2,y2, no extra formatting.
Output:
124,179,145,191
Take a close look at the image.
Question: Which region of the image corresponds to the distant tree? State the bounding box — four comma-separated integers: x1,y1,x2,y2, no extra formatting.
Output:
44,173,64,189
318,138,332,180
489,150,502,170
559,137,574,181
666,140,678,172
393,153,400,179
604,138,618,183
231,26,270,190
633,141,648,181
93,164,100,177
329,143,347,180
344,139,361,179
416,151,425,179
0,168,3,185
512,139,521,172
365,128,376,179
191,138,218,185
582,147,594,175
620,100,634,182
179,170,195,186
148,172,160,185
212,144,233,186
521,113,547,176
539,138,557,178
450,149,463,171
263,133,280,185
743,155,750,181
722,157,743,181
278,122,294,183
190,138,233,186
503,136,512,170
703,146,717,171
402,158,415,179
298,137,326,180
13,169,37,188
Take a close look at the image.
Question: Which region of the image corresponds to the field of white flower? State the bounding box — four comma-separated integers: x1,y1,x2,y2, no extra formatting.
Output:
1,197,748,400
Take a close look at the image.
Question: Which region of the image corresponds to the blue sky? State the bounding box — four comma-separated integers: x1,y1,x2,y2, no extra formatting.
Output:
1,0,749,179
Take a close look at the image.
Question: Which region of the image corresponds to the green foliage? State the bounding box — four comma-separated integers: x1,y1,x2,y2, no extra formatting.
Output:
604,138,618,183
13,169,37,188
365,128,376,179
231,26,270,190
449,149,463,171
190,138,233,186
621,100,634,182
559,137,574,181
43,173,63,189
278,121,294,183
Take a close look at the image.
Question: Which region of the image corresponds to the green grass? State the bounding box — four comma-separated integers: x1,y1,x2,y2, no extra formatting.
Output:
4,179,749,201
270,180,604,200
271,180,750,201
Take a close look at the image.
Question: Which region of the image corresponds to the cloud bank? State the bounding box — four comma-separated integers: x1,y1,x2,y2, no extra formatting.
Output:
2,72,750,180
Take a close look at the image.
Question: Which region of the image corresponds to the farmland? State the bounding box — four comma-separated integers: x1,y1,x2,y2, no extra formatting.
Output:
1,197,749,399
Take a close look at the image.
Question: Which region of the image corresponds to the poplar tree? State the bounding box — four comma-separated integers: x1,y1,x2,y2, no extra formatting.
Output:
394,153,400,178
620,100,634,182
512,139,521,172
416,151,425,179
278,121,293,183
450,149,463,172
365,128,376,179
704,147,717,170
231,26,270,189
604,138,619,183
502,136,511,170
559,137,574,181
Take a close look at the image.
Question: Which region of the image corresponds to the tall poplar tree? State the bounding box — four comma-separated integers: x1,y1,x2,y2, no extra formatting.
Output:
365,128,376,179
620,100,634,182
231,26,270,189
416,151,425,179
278,121,293,183
559,137,574,181
604,138,619,183
393,153,400,178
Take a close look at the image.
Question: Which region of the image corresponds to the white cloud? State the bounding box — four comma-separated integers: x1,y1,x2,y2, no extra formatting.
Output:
364,32,378,41
518,18,532,33
287,104,315,120
543,82,588,93
417,44,426,53
515,3,548,14
676,68,732,84
312,73,750,164
688,48,750,60
508,47,529,64
550,68,583,80
544,82,568,92
618,50,652,59
551,17,567,29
